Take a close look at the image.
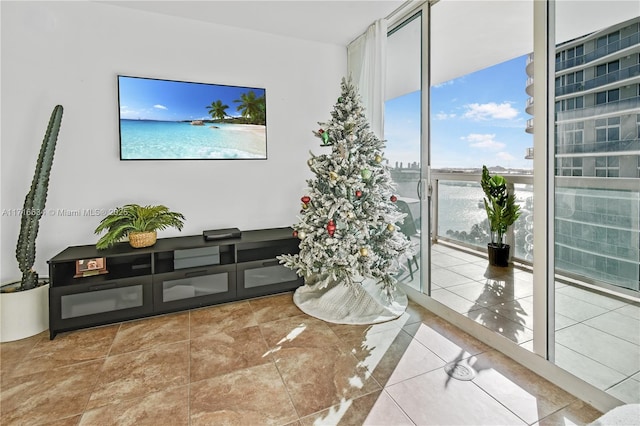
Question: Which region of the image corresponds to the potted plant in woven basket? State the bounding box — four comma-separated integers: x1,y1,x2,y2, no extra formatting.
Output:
480,165,521,267
94,204,185,250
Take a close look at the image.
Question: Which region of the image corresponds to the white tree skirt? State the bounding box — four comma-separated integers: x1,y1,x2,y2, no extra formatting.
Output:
293,278,408,325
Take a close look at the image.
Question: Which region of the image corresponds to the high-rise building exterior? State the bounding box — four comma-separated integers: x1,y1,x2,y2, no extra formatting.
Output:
526,17,640,293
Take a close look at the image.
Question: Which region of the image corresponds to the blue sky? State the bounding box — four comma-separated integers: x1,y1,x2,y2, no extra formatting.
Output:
385,54,533,170
118,76,265,121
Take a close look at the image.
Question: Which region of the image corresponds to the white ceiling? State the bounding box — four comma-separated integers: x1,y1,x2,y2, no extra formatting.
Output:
99,0,408,46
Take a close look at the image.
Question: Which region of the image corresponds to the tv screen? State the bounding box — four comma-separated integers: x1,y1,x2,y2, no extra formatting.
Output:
117,75,267,160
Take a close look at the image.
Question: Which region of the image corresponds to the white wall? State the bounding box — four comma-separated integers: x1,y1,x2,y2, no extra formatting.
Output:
0,1,346,281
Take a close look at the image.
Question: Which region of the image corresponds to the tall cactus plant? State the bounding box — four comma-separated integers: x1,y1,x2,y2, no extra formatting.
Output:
15,105,63,290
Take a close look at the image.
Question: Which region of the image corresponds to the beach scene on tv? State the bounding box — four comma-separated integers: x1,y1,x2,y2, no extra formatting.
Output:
118,76,267,160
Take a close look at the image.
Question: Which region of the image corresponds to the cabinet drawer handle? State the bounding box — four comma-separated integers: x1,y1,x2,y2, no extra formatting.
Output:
185,270,208,278
262,259,280,267
88,283,117,291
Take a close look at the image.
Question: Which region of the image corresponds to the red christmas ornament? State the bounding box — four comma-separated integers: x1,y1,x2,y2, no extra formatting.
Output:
326,220,336,236
355,190,363,198
390,195,397,202
301,196,311,204
292,230,298,238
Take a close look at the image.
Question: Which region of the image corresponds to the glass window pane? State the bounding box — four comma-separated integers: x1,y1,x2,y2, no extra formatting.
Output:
555,9,640,404
385,13,422,292
430,0,534,344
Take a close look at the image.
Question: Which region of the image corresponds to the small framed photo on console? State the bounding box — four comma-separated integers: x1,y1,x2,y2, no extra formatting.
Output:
74,257,108,278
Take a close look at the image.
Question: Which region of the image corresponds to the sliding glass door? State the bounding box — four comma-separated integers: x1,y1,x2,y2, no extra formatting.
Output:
385,11,426,292
428,0,535,345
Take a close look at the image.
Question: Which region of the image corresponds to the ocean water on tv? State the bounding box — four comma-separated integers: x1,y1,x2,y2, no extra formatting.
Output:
120,120,266,159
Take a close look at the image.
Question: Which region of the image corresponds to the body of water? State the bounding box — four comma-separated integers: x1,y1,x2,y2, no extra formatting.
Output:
437,183,488,234
120,120,267,159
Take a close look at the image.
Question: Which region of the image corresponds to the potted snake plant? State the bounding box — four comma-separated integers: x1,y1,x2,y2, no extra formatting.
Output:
480,165,521,267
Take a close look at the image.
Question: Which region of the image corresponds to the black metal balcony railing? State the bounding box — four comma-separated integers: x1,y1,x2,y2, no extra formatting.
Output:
555,64,640,97
555,31,640,72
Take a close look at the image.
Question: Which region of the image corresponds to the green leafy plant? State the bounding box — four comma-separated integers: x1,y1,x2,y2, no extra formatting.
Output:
480,165,521,248
94,204,185,250
14,105,63,291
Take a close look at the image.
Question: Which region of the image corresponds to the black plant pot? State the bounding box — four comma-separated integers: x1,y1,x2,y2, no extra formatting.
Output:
487,243,510,267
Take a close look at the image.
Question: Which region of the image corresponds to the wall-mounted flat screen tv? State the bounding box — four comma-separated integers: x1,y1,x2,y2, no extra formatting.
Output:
117,75,267,160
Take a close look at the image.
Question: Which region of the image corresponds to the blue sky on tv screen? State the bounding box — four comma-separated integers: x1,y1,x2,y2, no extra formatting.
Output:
118,76,265,122
385,54,533,170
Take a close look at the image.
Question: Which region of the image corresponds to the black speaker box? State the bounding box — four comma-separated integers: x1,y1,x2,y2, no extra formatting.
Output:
203,228,242,241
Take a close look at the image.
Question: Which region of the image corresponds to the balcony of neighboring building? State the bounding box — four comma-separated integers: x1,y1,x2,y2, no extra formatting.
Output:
556,63,640,97
525,118,534,134
555,95,640,122
525,97,534,115
525,76,534,97
555,28,640,73
526,52,534,76
525,147,534,159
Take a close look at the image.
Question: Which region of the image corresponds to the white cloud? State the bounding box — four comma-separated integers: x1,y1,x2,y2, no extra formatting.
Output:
434,112,456,120
154,104,168,110
433,80,455,88
463,102,518,121
463,133,506,150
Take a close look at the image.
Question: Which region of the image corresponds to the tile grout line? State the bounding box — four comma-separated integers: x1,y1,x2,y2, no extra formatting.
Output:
250,297,303,424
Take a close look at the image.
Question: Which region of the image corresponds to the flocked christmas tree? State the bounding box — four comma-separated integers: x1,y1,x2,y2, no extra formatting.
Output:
279,77,414,295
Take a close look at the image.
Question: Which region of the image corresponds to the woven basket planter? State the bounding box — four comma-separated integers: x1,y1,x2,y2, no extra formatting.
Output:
128,231,157,248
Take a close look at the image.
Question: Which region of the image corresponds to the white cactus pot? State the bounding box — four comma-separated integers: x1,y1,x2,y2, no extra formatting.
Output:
0,281,49,342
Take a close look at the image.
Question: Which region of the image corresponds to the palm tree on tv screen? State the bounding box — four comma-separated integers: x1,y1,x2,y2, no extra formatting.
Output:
234,91,266,125
206,100,229,122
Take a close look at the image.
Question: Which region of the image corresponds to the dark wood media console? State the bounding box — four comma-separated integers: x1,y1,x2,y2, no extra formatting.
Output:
47,227,302,339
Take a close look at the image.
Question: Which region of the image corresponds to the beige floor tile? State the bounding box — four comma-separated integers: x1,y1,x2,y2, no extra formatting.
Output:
431,268,476,288
535,399,603,426
190,300,257,339
403,316,491,362
109,312,189,355
556,323,640,376
401,299,440,325
471,350,576,424
79,386,189,426
9,325,118,378
259,314,342,351
386,368,527,425
190,363,297,426
606,377,640,404
0,331,46,382
249,292,303,323
299,390,414,426
431,288,483,314
584,310,640,345
48,415,84,426
351,327,445,387
1,360,103,425
87,341,189,410
190,325,270,382
554,343,627,391
274,345,381,417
